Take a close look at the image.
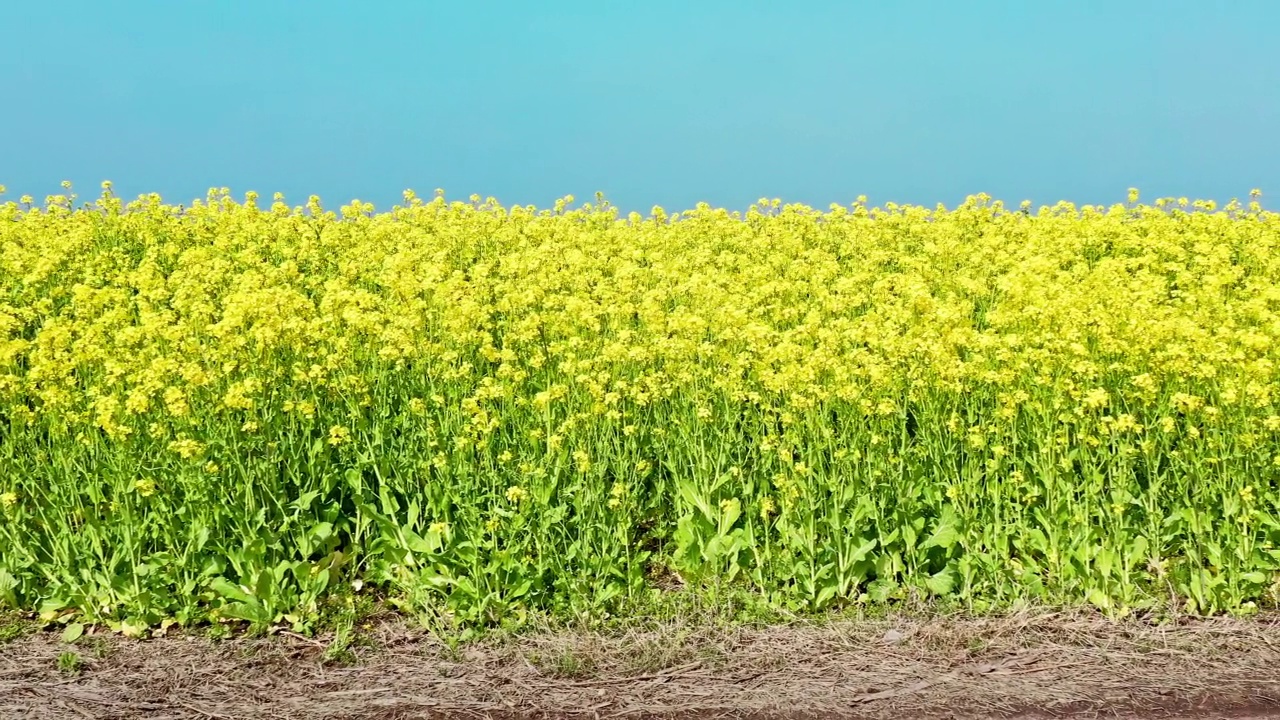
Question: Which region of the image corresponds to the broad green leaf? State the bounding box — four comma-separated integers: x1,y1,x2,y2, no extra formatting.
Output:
924,564,957,596
921,509,961,551
61,623,85,644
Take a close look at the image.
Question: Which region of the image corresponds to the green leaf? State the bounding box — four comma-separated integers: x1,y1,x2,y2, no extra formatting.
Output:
718,499,741,534
902,520,919,549
254,569,274,602
921,508,961,551
216,602,272,625
849,537,879,564
924,564,957,596
1095,548,1117,579
403,530,433,555
209,577,255,605
119,619,148,639
1125,536,1149,567
675,480,713,521
61,623,85,644
291,490,321,512
867,579,898,602
507,579,533,599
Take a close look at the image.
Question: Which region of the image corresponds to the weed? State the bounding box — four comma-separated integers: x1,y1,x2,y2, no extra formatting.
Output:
56,651,82,676
0,614,34,644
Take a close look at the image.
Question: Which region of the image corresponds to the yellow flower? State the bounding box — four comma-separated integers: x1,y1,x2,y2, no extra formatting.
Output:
0,491,17,509
1081,388,1109,410
1111,414,1141,434
1171,393,1204,413
168,437,205,459
158,385,190,415
505,485,528,503
966,427,986,449
134,478,157,497
328,425,350,446
759,496,776,520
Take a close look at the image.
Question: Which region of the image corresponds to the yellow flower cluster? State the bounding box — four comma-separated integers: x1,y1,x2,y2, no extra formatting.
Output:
0,186,1265,439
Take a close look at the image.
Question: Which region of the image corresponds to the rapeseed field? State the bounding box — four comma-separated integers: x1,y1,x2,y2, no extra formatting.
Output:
1,183,1278,635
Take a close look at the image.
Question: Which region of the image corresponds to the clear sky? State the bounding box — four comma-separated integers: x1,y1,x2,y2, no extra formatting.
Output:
3,0,1277,213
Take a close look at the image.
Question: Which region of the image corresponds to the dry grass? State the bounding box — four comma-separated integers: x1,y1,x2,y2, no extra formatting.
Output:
3,609,1280,719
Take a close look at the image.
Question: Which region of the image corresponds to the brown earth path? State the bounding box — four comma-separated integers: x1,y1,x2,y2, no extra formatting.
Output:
3,611,1280,719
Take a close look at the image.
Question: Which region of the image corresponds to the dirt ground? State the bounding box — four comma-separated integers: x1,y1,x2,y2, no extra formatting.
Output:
3,610,1280,719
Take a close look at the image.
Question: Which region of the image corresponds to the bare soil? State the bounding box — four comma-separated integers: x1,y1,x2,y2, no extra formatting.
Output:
3,610,1280,719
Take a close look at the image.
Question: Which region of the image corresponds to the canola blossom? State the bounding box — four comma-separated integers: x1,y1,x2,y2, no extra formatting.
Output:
1,183,1279,632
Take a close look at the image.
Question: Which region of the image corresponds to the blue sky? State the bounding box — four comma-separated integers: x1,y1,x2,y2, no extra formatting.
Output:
3,0,1277,213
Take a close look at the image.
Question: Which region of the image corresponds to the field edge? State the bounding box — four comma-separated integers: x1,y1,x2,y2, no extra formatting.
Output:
4,608,1280,719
